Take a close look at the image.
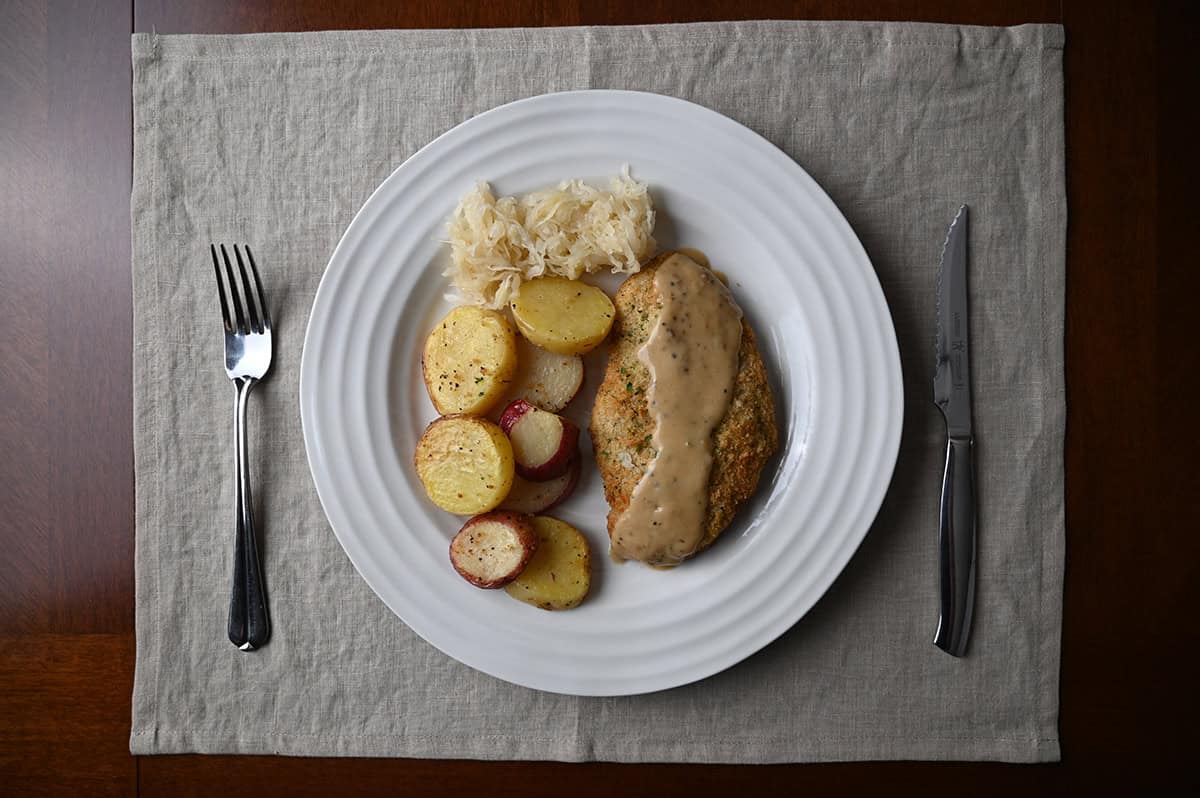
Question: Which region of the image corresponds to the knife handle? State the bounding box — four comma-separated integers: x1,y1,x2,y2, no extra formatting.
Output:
934,436,976,657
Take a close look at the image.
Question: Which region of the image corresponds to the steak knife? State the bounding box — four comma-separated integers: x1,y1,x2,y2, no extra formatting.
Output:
933,205,976,657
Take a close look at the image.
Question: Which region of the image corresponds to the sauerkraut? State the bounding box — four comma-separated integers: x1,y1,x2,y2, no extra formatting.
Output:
445,169,656,308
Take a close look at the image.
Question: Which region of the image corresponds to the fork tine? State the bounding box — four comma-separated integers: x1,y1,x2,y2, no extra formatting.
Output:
243,245,270,329
233,245,262,333
219,244,248,333
211,244,233,332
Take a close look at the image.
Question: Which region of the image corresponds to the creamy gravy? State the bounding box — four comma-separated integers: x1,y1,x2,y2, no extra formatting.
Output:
610,252,743,566
676,247,710,268
677,248,728,285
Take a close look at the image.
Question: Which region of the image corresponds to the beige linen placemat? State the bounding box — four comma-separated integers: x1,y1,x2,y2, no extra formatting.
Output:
130,21,1065,762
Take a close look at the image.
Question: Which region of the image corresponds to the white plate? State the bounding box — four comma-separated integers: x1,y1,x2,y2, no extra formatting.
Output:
300,90,903,696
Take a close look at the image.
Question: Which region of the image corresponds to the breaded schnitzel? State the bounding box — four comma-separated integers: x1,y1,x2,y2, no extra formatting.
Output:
590,252,778,566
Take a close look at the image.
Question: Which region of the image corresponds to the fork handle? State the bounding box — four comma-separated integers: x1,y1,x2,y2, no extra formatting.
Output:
228,377,270,651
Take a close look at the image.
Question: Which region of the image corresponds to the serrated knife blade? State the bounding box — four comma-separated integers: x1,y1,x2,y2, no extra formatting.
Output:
932,205,976,658
934,205,972,437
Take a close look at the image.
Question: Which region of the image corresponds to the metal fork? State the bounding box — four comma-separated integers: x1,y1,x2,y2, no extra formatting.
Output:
211,244,272,651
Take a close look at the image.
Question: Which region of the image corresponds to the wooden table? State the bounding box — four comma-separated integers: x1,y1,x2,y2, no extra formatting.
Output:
2,1,1194,794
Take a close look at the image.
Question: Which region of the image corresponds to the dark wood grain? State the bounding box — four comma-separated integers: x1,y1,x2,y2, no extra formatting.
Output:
573,0,1059,26
1,1,137,794
46,0,136,638
1059,0,1176,768
133,0,581,31
0,634,136,795
1,0,52,637
2,0,1195,794
0,0,135,638
141,757,1086,798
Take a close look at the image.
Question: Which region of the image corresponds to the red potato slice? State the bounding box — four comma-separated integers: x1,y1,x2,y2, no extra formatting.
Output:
499,399,580,481
498,456,581,514
504,516,591,610
449,511,538,588
501,338,585,414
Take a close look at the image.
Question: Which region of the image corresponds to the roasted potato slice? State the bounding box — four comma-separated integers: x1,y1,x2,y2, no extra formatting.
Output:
422,305,517,415
450,511,538,588
504,516,591,610
495,337,584,414
415,416,514,515
509,277,615,356
498,399,580,482
498,458,580,514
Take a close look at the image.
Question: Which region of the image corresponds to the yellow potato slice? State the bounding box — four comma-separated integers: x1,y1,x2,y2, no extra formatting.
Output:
414,416,514,515
509,277,615,356
423,305,517,415
504,516,591,610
